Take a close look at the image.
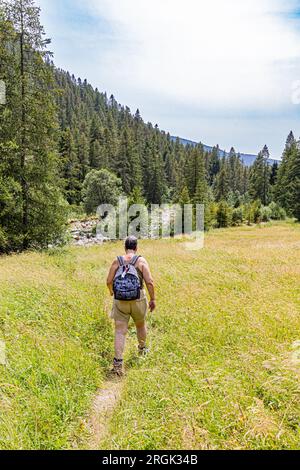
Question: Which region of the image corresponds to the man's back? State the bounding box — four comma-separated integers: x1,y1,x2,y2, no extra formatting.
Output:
119,254,152,287
106,236,156,376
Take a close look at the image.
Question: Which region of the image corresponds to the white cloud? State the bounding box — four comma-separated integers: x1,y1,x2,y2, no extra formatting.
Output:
78,0,300,111
37,0,300,155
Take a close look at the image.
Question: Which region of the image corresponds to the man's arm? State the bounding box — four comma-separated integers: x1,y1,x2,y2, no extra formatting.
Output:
140,258,156,312
106,259,119,296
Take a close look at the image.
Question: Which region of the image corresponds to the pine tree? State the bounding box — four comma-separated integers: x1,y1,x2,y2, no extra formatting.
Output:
286,131,295,150
115,126,142,194
270,162,279,186
128,186,146,206
178,186,191,205
249,145,271,205
142,133,166,204
89,115,104,169
0,7,22,251
59,128,81,204
214,157,230,201
275,133,297,212
164,143,177,189
193,153,209,205
186,145,205,196
0,0,67,250
286,147,300,220
208,146,220,185
90,139,103,170
104,115,119,170
228,148,238,192
276,139,300,220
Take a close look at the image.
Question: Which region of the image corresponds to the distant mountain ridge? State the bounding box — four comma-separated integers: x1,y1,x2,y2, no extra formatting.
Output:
170,136,280,166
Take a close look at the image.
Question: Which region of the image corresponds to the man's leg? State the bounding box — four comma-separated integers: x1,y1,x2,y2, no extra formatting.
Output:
112,320,128,376
135,320,148,352
114,320,128,360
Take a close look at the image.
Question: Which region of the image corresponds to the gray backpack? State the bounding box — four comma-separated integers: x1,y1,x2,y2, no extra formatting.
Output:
113,255,141,301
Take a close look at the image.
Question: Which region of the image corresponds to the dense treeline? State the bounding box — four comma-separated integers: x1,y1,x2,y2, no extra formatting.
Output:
53,69,280,211
55,68,251,206
0,0,299,252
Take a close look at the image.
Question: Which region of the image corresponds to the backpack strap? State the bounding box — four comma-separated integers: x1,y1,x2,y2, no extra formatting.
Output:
130,255,141,266
117,256,125,266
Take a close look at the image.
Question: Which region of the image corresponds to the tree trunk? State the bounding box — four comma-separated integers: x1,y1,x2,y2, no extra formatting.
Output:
20,0,29,249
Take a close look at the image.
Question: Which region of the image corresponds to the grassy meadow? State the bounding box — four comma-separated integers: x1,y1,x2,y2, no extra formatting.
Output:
0,222,300,449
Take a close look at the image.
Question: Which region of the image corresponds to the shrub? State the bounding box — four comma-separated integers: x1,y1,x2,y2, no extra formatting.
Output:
68,204,86,221
216,201,232,228
232,207,244,226
205,202,218,230
268,202,286,220
260,205,272,222
82,169,122,215
251,200,262,224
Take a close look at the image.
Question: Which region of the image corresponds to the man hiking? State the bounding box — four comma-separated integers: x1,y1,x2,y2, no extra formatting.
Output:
106,236,156,376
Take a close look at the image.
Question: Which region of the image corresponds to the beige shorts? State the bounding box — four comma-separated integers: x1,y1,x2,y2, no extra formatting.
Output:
110,289,148,324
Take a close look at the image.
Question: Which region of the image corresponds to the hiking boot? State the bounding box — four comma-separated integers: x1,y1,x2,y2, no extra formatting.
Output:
111,358,124,377
138,345,150,357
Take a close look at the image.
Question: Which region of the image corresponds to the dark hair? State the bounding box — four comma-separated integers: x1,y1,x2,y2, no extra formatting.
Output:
125,236,138,251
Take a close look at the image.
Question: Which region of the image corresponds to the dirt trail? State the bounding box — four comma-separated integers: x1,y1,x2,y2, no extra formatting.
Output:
86,377,124,450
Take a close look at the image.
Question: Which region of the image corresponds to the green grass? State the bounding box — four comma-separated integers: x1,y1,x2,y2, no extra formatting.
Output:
1,222,300,449
0,247,113,449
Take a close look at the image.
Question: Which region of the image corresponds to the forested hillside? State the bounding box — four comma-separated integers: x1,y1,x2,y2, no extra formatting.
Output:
53,68,276,210
170,136,280,167
0,0,300,254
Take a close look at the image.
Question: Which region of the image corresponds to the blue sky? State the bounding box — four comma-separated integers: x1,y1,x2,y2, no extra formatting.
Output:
38,0,300,158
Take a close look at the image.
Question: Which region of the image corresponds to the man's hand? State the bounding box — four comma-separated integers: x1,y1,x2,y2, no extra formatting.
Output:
149,300,156,312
